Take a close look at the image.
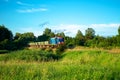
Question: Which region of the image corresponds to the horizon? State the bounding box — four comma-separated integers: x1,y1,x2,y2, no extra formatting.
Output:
0,0,120,37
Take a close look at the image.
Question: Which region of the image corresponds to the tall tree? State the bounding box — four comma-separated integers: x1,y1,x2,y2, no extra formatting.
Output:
75,30,84,46
85,28,95,40
38,28,55,41
43,28,51,36
0,25,13,42
75,30,84,39
0,25,13,50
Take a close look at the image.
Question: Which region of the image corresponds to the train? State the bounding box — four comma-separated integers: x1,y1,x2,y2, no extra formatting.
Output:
28,36,64,48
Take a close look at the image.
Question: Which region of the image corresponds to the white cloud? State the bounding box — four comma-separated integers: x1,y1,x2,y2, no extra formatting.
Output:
49,24,120,37
90,24,120,28
50,24,85,37
18,24,120,37
16,1,48,13
19,27,43,37
16,1,33,6
17,8,48,13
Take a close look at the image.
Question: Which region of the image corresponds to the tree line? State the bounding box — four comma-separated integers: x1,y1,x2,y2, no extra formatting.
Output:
0,25,120,51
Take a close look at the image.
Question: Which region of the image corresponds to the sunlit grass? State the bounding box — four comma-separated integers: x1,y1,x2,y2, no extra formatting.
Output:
0,49,120,80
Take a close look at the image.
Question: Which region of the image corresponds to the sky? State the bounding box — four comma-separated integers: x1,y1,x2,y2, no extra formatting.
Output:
0,0,120,37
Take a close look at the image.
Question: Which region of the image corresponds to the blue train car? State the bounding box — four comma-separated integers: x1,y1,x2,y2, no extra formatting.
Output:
50,37,64,45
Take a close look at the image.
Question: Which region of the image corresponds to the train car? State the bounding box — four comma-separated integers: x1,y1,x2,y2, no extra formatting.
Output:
28,37,64,48
50,36,64,45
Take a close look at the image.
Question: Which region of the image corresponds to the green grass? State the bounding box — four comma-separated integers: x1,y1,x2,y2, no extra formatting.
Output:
0,50,9,54
0,49,120,80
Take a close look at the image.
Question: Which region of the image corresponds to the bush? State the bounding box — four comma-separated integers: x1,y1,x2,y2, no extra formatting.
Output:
0,50,9,54
67,43,75,49
56,44,66,54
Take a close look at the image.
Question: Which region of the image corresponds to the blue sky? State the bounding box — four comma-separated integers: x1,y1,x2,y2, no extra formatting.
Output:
0,0,120,37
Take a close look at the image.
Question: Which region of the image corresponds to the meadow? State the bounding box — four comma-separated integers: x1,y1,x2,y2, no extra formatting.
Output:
0,48,120,80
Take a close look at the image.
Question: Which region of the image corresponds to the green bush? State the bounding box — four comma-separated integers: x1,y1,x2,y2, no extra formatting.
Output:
56,44,66,54
0,50,9,54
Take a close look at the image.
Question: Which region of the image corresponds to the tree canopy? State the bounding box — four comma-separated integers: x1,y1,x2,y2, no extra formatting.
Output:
75,30,84,46
85,28,95,40
0,25,13,42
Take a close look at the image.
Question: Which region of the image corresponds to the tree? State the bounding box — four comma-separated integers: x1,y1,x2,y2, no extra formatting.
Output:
75,30,84,39
56,32,65,38
0,25,13,42
118,26,120,36
49,32,55,37
37,34,49,41
14,33,21,40
14,32,35,42
13,32,35,49
65,36,75,48
43,28,51,36
75,30,85,46
0,25,14,50
85,28,95,40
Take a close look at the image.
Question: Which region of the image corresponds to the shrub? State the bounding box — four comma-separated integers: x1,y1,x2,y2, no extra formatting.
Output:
56,44,66,54
0,50,9,54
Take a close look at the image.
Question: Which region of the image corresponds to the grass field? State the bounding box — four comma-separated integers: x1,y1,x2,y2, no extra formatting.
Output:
0,48,120,80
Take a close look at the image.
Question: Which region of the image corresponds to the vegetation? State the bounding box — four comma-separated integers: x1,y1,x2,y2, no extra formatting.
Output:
0,25,120,51
0,49,59,62
0,25,120,80
0,49,120,80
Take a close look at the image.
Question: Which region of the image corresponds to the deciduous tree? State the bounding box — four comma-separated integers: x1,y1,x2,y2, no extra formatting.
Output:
85,28,95,40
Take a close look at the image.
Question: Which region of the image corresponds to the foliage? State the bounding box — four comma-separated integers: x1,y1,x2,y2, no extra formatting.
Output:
65,36,75,48
0,25,13,42
0,25,14,50
0,50,59,62
37,34,50,41
75,30,85,46
85,28,95,40
0,50,9,54
56,32,65,38
1,24,120,51
13,32,35,50
56,44,66,54
37,28,55,42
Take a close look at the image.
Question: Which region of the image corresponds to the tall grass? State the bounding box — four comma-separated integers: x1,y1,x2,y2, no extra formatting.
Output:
0,49,59,62
0,49,120,80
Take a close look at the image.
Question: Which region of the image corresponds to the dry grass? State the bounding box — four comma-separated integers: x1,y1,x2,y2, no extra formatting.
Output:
108,48,120,54
67,46,120,54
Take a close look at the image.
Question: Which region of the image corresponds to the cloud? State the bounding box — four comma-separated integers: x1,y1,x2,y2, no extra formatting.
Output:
17,8,48,13
90,24,120,28
16,1,33,6
16,1,48,13
18,23,120,37
50,24,85,37
49,23,120,37
19,27,43,37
